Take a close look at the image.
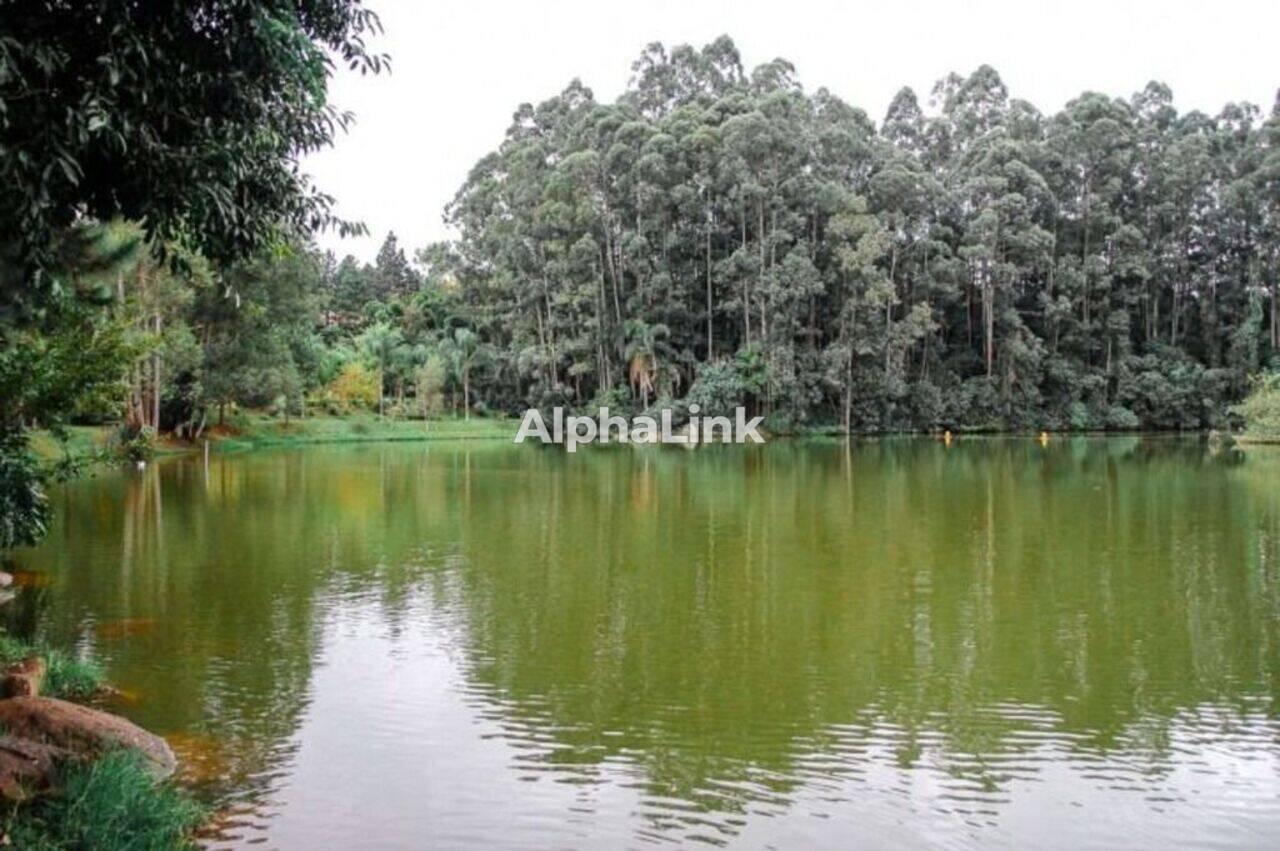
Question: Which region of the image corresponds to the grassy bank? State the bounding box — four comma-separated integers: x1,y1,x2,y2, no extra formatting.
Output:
28,426,118,467
0,751,204,851
0,633,204,848
0,635,104,700
28,426,191,468
29,414,519,465
207,413,517,451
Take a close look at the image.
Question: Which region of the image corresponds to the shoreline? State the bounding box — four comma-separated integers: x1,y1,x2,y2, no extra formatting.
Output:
30,416,522,466
32,417,1268,472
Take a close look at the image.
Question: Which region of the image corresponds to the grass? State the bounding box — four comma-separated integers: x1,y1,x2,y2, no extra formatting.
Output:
30,414,518,462
214,413,517,450
0,637,202,848
0,635,201,848
27,426,113,467
0,751,204,851
0,634,105,700
28,425,189,469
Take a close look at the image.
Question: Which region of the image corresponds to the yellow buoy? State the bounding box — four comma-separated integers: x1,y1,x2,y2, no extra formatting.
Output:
943,430,952,447
1039,430,1049,447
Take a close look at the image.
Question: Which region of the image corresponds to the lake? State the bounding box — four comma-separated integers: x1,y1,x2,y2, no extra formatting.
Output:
8,437,1280,849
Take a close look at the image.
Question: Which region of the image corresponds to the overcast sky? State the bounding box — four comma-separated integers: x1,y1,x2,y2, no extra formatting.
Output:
303,0,1280,262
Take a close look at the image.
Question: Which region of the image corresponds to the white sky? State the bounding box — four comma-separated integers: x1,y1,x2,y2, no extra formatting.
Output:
304,0,1280,262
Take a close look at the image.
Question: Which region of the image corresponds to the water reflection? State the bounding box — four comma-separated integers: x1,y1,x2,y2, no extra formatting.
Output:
9,438,1280,849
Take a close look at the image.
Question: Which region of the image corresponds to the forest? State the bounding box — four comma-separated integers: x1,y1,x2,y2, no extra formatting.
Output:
437,39,1280,433
35,37,1280,445
5,35,1280,547
4,8,1279,848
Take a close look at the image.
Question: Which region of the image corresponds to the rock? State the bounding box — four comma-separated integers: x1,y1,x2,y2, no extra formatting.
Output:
0,571,12,588
0,655,46,698
0,734,70,801
0,697,176,780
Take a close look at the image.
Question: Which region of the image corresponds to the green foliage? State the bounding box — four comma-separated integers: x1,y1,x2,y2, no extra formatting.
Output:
1,751,204,851
0,266,138,432
0,433,48,551
0,0,386,306
1233,373,1280,440
416,355,448,419
324,362,380,413
111,426,157,465
430,39,1280,433
1,0,386,549
0,634,105,700
196,245,329,428
687,351,767,417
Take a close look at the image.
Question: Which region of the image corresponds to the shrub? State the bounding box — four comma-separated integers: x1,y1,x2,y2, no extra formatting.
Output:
416,355,448,419
0,634,104,700
1106,406,1140,431
112,425,155,464
324,362,378,413
1067,401,1092,430
0,432,49,550
1,751,204,851
1233,373,1280,439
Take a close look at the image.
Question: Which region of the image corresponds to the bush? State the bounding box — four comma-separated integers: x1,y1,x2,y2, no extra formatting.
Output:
324,362,379,413
416,355,447,419
1106,405,1140,431
1067,401,1092,430
112,425,155,464
0,634,104,700
1,751,204,851
347,416,375,435
589,385,636,417
1233,373,1280,439
0,432,49,550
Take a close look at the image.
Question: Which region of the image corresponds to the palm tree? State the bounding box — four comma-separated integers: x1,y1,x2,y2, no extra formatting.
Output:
441,327,491,420
357,322,405,418
624,319,671,409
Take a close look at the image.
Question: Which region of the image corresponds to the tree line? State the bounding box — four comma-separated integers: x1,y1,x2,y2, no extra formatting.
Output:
15,36,1280,446
6,30,1280,548
0,0,385,550
74,37,1280,439
423,37,1278,432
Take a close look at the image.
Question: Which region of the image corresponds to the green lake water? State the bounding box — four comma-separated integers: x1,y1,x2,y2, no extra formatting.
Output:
8,437,1280,849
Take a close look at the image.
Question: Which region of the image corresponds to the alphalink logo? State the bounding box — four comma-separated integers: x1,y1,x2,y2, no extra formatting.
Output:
514,407,766,452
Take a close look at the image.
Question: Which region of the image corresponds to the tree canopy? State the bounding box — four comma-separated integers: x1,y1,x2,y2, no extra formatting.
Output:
0,0,386,312
0,0,385,549
5,30,1280,547
424,38,1280,432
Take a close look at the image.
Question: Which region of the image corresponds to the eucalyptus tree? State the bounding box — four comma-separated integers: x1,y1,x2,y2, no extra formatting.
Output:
434,38,1276,433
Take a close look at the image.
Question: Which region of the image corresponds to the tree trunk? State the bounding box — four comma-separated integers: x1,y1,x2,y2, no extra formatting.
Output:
844,331,854,434
152,313,162,431
1272,277,1279,350
706,207,714,359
